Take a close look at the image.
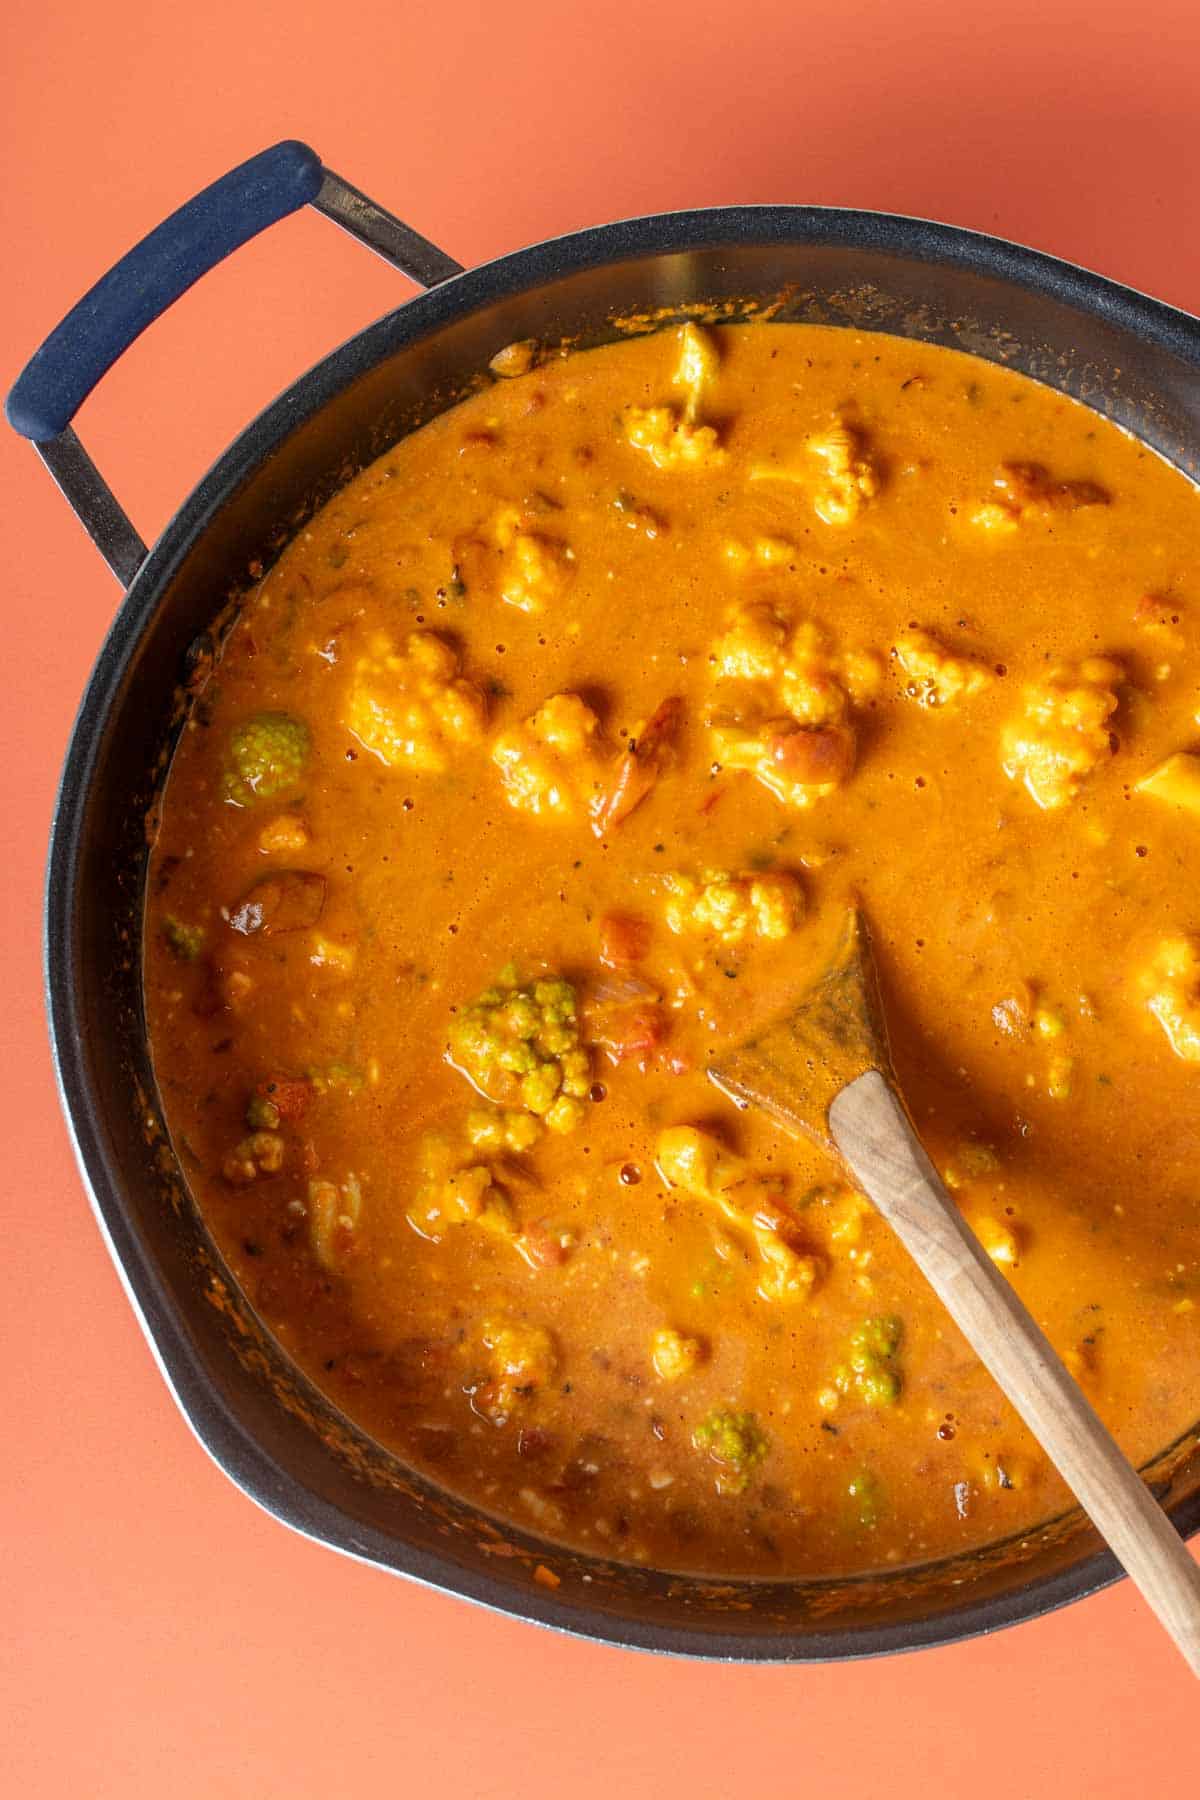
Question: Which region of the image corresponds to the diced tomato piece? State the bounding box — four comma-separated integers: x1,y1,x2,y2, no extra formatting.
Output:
257,1076,312,1121
521,1222,570,1269
598,912,652,968
767,723,855,786
1133,592,1180,629
597,1003,669,1065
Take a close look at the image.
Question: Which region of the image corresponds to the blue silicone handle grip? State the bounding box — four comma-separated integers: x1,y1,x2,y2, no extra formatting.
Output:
5,140,324,442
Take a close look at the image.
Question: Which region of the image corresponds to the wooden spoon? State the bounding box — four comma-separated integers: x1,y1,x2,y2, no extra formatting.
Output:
708,908,1200,1675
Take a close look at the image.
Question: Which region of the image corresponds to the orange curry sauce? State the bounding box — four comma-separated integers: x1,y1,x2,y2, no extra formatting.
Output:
144,324,1200,1577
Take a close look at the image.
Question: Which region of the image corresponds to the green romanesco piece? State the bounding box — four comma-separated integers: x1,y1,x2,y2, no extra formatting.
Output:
245,1093,281,1130
162,917,205,961
223,712,311,806
830,1315,904,1408
847,1468,883,1529
692,1408,768,1493
448,967,589,1131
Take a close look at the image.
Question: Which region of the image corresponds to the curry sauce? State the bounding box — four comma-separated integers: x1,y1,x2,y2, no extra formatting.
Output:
144,323,1200,1577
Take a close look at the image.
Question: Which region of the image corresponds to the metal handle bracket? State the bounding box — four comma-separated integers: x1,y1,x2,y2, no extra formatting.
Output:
5,143,461,584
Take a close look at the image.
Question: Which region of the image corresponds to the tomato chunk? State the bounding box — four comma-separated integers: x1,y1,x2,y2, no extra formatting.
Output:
766,723,855,786
599,912,652,968
256,1076,312,1122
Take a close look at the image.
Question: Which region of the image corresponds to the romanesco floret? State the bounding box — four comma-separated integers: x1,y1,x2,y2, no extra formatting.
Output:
449,967,589,1131
848,1468,883,1528
692,1408,768,1493
822,1315,904,1409
163,916,205,960
223,712,310,806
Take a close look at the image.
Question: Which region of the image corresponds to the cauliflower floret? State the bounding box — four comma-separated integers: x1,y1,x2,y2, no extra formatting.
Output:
624,406,726,471
711,600,790,683
707,604,879,810
656,1124,727,1196
257,811,310,855
466,1107,543,1153
223,712,310,806
779,617,880,724
307,1173,363,1268
490,506,574,614
692,1408,768,1494
651,1327,703,1382
407,1130,517,1241
1136,751,1200,816
970,500,1021,537
749,414,879,526
894,628,994,708
407,1127,572,1271
489,339,537,378
974,1215,1023,1267
622,324,725,468
344,630,486,772
478,1317,557,1421
673,322,720,418
662,868,804,945
221,1130,285,1186
806,416,880,525
1001,656,1122,809
711,716,857,809
491,692,602,821
1140,936,1200,1062
753,1228,822,1304
655,1125,822,1304
721,535,794,573
970,461,1109,533
448,966,590,1129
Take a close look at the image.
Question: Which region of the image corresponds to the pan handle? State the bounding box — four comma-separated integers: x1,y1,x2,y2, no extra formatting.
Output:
4,141,463,584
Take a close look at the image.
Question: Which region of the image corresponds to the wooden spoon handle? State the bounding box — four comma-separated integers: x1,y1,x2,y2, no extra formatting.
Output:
829,1067,1200,1677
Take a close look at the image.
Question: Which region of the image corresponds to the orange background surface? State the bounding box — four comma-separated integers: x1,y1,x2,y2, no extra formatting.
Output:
4,1,1200,1792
